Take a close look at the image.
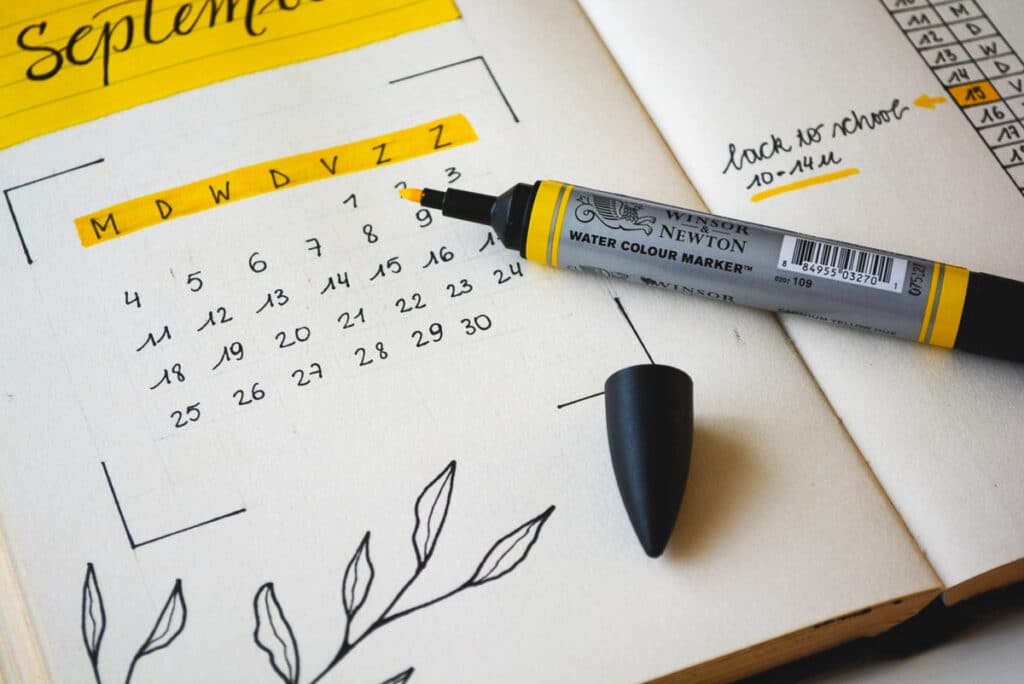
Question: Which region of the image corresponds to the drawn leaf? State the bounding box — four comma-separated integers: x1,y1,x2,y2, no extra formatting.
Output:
412,460,456,566
342,531,374,617
468,506,555,586
380,666,414,684
253,582,300,684
81,563,106,665
136,579,187,657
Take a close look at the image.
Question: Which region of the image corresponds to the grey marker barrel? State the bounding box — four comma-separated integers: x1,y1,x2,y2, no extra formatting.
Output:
407,181,1022,363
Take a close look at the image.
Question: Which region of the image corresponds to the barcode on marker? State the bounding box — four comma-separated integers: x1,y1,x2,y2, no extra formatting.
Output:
777,235,906,292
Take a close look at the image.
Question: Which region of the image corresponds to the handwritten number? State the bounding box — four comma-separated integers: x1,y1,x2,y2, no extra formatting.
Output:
212,342,244,370
415,208,432,228
373,143,391,165
493,263,523,284
370,257,402,281
292,362,323,387
363,224,378,244
355,342,388,367
170,402,201,428
446,279,473,298
394,293,425,313
461,314,492,335
445,166,461,184
337,307,366,329
124,290,141,308
422,246,453,268
276,327,311,349
412,323,443,347
234,383,265,406
187,271,203,292
249,252,267,273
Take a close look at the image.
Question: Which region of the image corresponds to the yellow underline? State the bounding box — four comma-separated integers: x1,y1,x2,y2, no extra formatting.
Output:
750,168,860,202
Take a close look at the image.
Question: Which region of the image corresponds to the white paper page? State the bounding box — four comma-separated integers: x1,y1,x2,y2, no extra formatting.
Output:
0,1,938,682
581,0,1024,596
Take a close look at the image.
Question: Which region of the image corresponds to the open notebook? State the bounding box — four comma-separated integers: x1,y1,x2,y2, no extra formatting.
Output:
0,1,1019,682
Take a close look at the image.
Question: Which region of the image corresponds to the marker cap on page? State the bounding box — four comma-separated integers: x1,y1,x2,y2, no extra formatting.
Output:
605,364,694,558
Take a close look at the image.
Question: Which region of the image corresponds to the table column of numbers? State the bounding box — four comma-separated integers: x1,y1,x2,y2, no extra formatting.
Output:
883,0,1024,194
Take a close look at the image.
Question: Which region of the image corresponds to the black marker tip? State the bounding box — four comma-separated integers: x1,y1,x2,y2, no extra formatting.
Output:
605,365,693,558
399,186,496,225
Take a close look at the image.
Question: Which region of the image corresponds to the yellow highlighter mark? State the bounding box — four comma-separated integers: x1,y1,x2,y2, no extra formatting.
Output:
0,0,460,149
750,168,860,203
947,81,1001,107
74,114,478,247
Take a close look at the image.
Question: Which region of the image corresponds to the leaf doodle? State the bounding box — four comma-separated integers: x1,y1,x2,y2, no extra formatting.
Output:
380,666,415,684
81,563,105,680
124,579,187,683
343,531,374,618
412,460,455,567
254,582,301,684
256,462,556,684
469,506,555,586
136,579,187,656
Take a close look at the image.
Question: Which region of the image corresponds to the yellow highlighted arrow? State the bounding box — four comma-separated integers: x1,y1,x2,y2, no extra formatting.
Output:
915,94,948,109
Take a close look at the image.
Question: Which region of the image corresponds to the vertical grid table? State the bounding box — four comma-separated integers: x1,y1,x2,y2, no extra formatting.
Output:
882,0,1024,196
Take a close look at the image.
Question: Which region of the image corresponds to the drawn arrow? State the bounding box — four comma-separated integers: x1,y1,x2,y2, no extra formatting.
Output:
914,94,948,109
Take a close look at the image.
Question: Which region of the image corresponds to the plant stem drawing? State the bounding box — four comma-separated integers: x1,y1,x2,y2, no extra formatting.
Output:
81,563,187,684
252,460,555,684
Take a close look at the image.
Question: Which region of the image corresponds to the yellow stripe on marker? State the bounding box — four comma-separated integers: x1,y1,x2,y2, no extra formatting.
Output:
74,114,477,247
525,181,566,264
918,262,942,343
550,184,575,267
929,265,970,348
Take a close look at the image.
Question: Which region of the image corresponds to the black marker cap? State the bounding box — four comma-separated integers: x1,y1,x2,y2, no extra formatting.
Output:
605,364,693,558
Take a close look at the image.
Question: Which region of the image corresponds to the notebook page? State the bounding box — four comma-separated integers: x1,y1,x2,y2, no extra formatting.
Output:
0,1,937,682
580,0,1024,598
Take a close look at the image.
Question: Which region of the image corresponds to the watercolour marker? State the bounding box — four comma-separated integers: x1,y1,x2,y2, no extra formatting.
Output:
399,182,1022,363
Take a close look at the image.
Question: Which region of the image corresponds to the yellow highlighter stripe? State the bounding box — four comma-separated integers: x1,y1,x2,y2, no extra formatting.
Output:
0,0,461,149
549,184,574,267
74,114,477,247
525,181,566,264
928,266,970,348
918,262,942,343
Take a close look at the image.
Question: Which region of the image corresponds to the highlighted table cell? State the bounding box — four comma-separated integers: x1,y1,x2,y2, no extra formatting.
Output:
947,80,1002,106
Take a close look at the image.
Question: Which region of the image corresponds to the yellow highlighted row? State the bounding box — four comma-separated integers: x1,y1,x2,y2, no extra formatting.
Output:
750,168,860,203
947,81,1001,107
1,0,460,149
74,114,478,247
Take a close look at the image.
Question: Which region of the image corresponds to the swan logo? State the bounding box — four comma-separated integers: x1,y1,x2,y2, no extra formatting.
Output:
574,194,657,235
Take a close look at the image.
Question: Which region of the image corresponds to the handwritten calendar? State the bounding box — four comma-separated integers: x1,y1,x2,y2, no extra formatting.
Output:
69,125,560,548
